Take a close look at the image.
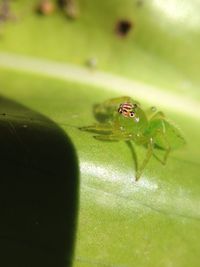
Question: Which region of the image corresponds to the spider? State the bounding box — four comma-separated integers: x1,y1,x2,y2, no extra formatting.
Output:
80,96,185,181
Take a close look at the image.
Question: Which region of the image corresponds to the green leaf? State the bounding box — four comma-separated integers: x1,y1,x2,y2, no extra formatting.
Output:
0,0,200,266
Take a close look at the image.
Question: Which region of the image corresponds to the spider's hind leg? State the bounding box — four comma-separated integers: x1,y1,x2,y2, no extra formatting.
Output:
153,131,171,165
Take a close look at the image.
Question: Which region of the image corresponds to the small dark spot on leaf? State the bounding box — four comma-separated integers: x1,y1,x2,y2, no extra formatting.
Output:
116,20,133,37
36,0,55,16
58,0,79,19
86,57,98,69
136,0,144,7
0,0,16,23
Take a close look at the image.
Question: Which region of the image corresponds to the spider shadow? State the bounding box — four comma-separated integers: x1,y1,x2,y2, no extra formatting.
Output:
0,96,79,267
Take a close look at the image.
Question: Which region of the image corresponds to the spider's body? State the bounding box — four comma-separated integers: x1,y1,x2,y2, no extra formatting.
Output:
80,96,185,180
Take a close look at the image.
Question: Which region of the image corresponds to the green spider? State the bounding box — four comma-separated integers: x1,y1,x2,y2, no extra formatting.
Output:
80,96,186,181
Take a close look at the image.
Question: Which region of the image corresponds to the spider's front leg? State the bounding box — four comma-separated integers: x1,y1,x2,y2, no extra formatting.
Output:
94,132,133,141
79,123,113,134
135,137,154,181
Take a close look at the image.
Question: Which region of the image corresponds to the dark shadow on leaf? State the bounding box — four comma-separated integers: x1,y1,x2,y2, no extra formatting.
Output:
0,96,79,267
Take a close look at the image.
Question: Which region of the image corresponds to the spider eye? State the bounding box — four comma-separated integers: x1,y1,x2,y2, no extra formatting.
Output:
129,111,135,117
133,103,138,109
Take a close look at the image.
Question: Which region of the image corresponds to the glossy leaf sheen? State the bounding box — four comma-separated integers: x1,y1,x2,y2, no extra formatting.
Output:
0,0,200,267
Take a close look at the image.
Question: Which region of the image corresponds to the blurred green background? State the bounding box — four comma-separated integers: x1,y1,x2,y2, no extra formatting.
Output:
0,0,200,266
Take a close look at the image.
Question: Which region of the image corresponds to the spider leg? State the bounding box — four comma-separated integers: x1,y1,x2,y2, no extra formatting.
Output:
94,132,133,141
151,111,165,120
79,123,112,133
153,131,171,165
136,138,154,181
149,113,171,165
